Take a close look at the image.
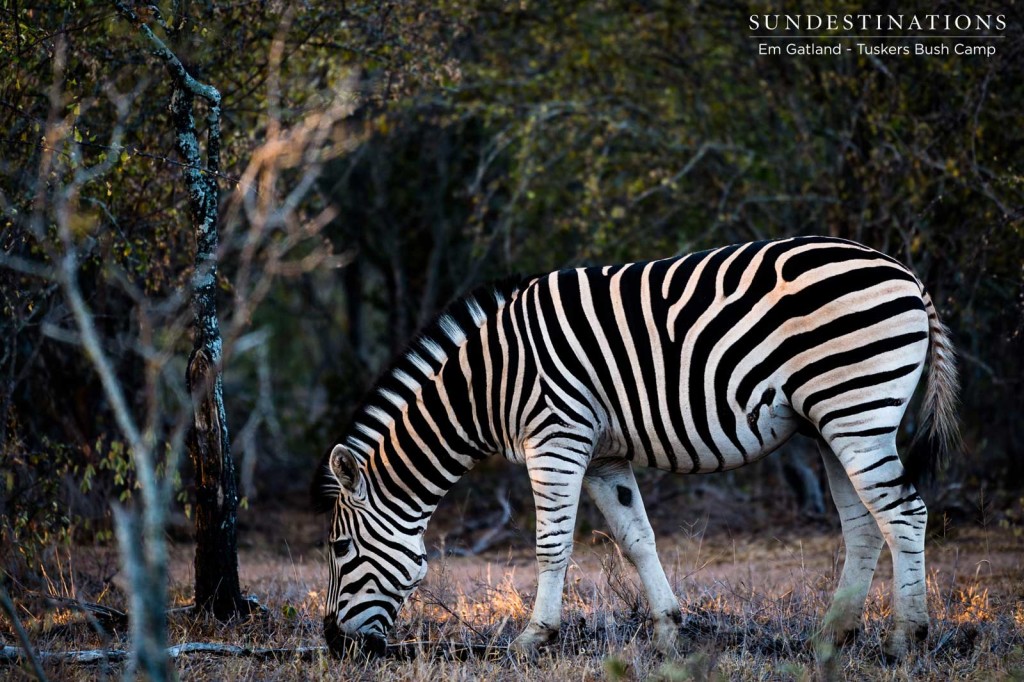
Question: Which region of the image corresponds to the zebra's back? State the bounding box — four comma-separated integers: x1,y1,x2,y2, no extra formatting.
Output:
511,236,929,473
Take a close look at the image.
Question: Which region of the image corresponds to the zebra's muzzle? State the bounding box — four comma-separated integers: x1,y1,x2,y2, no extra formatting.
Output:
324,616,388,659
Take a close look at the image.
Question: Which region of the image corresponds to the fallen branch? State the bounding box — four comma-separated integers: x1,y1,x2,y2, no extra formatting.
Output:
0,643,328,665
437,486,514,558
33,595,129,634
0,639,509,665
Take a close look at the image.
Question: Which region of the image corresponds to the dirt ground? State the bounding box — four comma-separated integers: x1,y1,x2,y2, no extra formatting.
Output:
154,506,1021,680
223,485,1024,614
6,501,1023,681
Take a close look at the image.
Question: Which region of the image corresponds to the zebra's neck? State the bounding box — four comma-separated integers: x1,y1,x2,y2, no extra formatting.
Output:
343,281,527,532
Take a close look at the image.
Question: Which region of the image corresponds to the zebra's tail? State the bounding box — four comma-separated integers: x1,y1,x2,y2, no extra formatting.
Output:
904,292,962,485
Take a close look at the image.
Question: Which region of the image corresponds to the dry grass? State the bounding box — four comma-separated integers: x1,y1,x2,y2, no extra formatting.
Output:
4,522,1024,681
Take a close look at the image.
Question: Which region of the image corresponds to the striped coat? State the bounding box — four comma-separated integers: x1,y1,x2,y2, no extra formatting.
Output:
313,236,959,659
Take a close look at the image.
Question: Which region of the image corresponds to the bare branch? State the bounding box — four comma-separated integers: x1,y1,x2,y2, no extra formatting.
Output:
0,586,49,682
111,2,221,107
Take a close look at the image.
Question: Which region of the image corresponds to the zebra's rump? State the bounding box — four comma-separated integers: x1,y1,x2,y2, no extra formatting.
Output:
516,237,930,473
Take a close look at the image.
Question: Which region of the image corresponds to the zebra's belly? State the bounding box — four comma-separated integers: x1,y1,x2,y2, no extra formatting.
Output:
601,395,802,474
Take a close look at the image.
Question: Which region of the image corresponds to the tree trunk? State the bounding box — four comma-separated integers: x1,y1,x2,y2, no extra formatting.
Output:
165,47,252,622
186,349,249,618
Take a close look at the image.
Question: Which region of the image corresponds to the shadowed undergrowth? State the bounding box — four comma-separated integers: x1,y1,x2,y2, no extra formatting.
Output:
3,526,1023,681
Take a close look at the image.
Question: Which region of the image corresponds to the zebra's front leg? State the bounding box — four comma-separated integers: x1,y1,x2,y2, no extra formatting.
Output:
511,448,587,655
584,459,681,654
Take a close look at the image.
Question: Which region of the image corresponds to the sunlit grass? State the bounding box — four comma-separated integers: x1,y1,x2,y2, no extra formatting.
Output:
5,524,1024,680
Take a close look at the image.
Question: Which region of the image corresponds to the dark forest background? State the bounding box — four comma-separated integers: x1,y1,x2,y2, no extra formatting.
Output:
2,0,1022,586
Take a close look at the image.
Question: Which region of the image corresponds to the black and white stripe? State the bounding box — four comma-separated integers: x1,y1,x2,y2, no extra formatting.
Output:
313,236,960,659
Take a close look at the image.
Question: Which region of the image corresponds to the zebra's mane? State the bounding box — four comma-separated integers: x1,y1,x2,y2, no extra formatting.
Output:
312,274,532,513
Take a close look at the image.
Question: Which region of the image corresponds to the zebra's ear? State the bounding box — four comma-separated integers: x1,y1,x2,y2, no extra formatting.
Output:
311,443,361,513
328,444,361,492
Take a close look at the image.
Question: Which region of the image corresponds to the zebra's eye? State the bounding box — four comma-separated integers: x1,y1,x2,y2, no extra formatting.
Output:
331,539,351,558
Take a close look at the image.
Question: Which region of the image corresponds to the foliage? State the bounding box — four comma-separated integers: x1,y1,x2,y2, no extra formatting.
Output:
312,0,1023,500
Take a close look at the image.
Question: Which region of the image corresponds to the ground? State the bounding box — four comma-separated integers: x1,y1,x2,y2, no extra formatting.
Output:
6,501,1023,681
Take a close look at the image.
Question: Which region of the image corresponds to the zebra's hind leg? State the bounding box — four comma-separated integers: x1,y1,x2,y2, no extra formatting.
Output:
830,436,930,660
817,439,884,645
583,459,682,655
510,444,588,656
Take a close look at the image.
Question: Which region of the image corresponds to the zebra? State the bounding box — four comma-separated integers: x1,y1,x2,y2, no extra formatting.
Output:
312,235,960,660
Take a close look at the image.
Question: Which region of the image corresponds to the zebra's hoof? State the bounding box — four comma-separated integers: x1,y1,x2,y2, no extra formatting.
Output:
882,630,909,662
883,621,928,661
830,625,861,646
821,606,862,647
652,615,682,656
510,624,558,658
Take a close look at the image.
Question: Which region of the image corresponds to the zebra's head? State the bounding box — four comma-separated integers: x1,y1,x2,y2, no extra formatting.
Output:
312,443,428,657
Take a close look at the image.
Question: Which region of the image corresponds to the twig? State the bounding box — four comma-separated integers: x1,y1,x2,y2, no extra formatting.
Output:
0,587,49,682
415,588,489,641
0,134,246,189
112,2,220,106
441,486,513,557
33,595,129,633
957,348,1005,384
385,639,507,662
469,487,513,555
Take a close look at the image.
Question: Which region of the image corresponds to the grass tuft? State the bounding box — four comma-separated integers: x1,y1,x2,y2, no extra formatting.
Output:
3,523,1022,680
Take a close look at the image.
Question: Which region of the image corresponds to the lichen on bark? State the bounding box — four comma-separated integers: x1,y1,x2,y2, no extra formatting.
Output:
115,0,252,622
